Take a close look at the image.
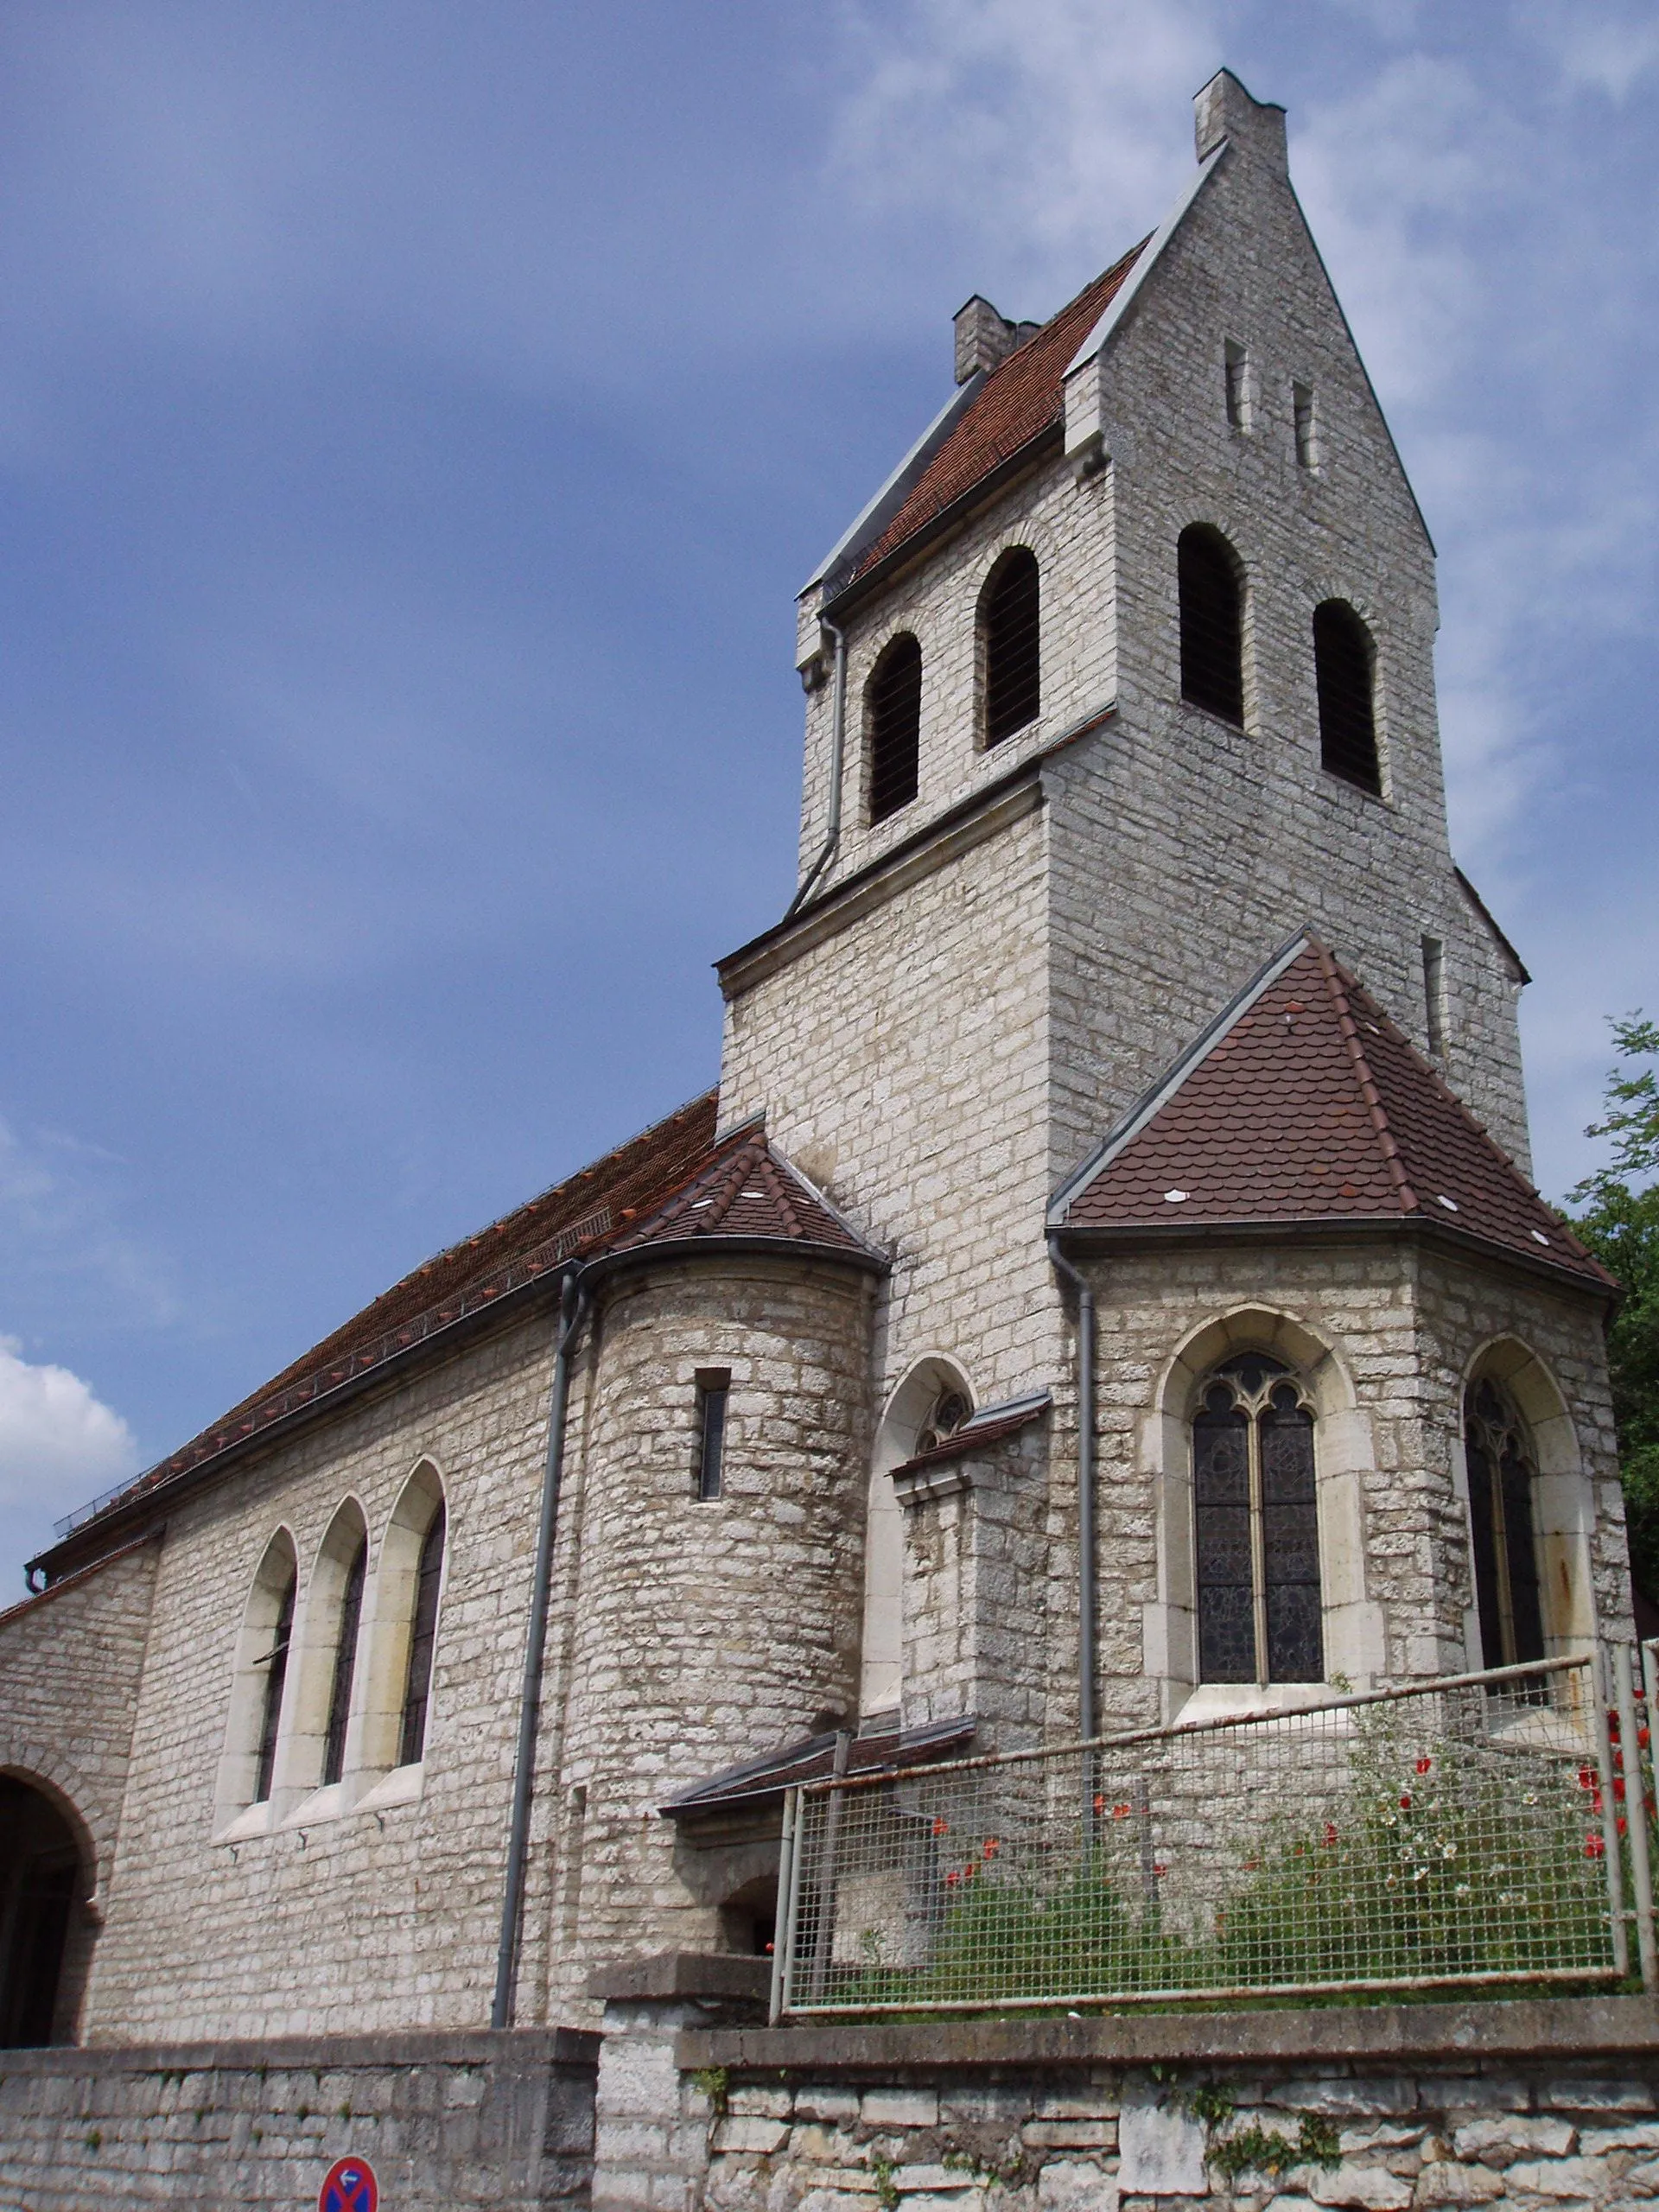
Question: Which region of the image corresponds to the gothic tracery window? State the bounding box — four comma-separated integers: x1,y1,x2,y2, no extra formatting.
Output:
1193,1353,1322,1684
1464,1377,1546,1671
915,1389,971,1456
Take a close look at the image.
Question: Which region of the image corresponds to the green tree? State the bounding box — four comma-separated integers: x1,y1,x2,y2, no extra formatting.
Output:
1568,1017,1659,1605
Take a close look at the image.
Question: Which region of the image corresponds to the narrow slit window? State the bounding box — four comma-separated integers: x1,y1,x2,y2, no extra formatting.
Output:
1178,525,1244,725
980,548,1040,746
866,635,922,824
398,1504,446,1768
321,1535,366,1788
694,1370,730,1501
1293,381,1318,468
1422,935,1447,1058
1313,599,1381,793
252,1568,296,1804
1224,341,1249,431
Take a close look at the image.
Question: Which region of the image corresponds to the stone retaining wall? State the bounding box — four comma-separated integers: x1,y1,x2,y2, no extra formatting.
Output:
0,2025,597,2211
658,1997,1659,2212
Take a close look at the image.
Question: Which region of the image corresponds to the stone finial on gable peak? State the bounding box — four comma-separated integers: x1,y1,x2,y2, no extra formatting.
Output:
953,295,1040,385
1193,67,1287,176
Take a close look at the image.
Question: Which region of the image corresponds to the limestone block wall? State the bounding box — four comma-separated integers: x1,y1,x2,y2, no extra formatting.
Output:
897,1423,1051,1749
793,443,1117,898
1048,122,1529,1173
0,1535,161,2039
671,1997,1659,2212
1072,1238,1624,1728
83,1309,563,2043
0,2025,596,2212
543,1258,876,2015
719,802,1064,1432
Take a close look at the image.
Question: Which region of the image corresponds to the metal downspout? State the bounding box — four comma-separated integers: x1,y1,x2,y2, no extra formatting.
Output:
783,613,847,923
1048,1238,1097,1753
492,1264,589,2029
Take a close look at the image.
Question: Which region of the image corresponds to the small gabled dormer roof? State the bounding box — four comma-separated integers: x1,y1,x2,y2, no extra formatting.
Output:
1050,934,1611,1294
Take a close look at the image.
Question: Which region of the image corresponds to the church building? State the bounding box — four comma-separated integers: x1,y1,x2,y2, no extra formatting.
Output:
0,69,1629,2075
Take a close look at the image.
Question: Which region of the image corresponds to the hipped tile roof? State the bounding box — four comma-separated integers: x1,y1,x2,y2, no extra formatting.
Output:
840,242,1146,589
41,1097,879,1571
1055,937,1611,1293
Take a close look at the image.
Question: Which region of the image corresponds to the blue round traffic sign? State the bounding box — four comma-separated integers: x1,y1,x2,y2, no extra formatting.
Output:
320,2155,378,2212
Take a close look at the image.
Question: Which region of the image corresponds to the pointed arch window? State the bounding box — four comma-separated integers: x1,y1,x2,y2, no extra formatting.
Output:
252,1566,296,1805
980,548,1040,746
1193,1353,1322,1684
1178,525,1243,725
399,1504,446,1767
1314,600,1380,793
1465,1378,1545,1670
321,1533,366,1788
867,633,922,824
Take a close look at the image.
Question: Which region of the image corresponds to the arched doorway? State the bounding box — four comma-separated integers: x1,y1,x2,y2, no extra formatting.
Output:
0,1776,84,2045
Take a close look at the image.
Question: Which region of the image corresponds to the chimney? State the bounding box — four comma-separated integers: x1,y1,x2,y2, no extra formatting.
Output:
954,295,1026,385
1193,68,1287,176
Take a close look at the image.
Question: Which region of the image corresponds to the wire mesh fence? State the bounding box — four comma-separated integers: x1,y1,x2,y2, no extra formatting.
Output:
772,1651,1654,2017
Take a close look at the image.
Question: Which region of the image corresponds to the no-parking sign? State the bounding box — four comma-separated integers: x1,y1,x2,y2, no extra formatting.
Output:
320,2155,379,2212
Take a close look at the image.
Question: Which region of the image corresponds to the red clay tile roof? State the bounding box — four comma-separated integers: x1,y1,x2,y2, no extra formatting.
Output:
841,241,1146,588
1054,937,1611,1293
42,1098,880,1573
610,1128,874,1257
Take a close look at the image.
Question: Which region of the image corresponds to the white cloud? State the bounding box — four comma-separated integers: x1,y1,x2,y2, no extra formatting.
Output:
0,1335,137,1516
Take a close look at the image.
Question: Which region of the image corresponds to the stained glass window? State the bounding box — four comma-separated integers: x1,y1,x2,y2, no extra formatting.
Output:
1465,1377,1545,1670
1193,1355,1322,1684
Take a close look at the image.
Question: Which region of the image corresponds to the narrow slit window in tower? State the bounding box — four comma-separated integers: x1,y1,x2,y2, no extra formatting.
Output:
1313,599,1381,793
1293,381,1318,468
866,635,922,824
1422,934,1447,1058
694,1370,730,1501
1178,525,1244,725
980,548,1040,746
1224,340,1249,430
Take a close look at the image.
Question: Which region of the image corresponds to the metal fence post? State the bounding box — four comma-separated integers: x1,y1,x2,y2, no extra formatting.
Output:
777,1785,805,2020
1593,1643,1630,1979
1616,1643,1659,1992
769,1788,797,2024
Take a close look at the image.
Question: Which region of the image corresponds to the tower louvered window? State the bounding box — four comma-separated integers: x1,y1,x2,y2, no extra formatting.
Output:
253,1567,296,1804
1178,525,1244,724
867,634,922,824
981,548,1040,746
1193,1354,1322,1685
399,1505,446,1767
1465,1379,1545,1671
321,1535,366,1788
1314,600,1380,792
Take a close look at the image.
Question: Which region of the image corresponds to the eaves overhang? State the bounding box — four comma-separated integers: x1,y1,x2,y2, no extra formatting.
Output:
1048,1212,1618,1306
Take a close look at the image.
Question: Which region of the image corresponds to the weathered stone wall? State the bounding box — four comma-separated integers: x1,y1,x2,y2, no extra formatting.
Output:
0,1535,162,2040
669,1998,1659,2212
542,1258,878,2022
83,1308,563,2042
0,2026,595,2211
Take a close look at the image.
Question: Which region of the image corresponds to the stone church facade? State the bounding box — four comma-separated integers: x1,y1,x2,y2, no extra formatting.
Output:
0,62,1631,2119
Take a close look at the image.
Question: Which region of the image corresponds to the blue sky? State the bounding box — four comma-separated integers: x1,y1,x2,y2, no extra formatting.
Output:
2,1,1656,1587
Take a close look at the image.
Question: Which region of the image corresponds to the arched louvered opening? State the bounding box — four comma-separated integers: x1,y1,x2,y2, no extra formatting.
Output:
1314,600,1380,793
254,1566,296,1804
1178,524,1244,725
321,1529,367,1787
1193,1352,1322,1686
980,548,1040,746
866,633,922,824
1465,1377,1546,1673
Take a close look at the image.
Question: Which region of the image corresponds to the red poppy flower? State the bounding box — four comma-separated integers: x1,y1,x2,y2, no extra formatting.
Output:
1093,1794,1106,1815
1154,1863,1168,1878
1615,1777,1628,1801
1586,1834,1606,1859
1640,1728,1652,1751
1580,1767,1599,1791
982,1838,1001,1857
1399,1794,1413,1810
963,1862,976,1881
1414,1758,1432,1775
932,1817,949,1837
945,1869,961,1886
1323,1823,1338,1847
1113,1803,1131,1821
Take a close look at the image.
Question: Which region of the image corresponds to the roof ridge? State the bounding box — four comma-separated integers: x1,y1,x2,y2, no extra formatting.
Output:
1313,940,1417,1213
